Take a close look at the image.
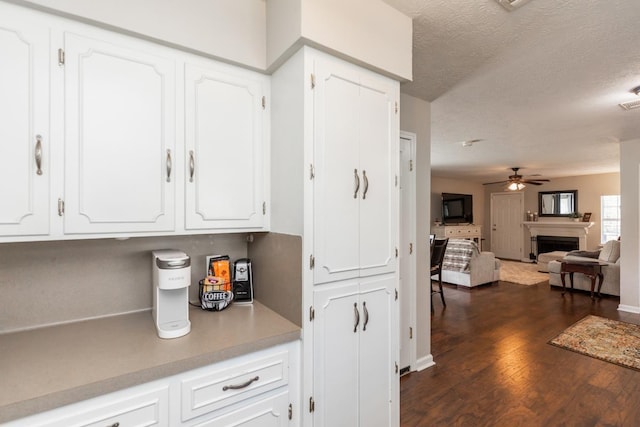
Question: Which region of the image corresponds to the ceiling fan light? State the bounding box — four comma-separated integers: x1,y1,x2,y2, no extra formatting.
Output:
507,182,519,191
518,183,526,190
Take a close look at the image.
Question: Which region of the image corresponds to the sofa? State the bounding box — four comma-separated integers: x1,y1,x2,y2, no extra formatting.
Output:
436,239,501,288
548,239,620,296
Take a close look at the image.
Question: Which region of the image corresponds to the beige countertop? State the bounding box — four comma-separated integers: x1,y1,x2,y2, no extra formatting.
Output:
0,301,301,423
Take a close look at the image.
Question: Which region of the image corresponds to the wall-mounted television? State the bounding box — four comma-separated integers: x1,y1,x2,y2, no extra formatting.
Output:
442,193,473,224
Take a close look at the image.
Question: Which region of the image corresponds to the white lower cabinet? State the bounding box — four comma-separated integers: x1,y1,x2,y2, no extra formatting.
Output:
191,390,290,427
3,384,170,427
180,350,289,423
312,275,397,427
4,343,298,427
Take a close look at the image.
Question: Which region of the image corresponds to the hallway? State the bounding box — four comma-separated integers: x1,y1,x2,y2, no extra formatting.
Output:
401,281,640,426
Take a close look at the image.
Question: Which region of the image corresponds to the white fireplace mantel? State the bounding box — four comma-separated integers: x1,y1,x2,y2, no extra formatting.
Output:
523,221,594,250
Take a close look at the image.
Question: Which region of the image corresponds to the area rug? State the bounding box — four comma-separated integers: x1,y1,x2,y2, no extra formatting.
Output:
549,315,640,371
499,260,549,285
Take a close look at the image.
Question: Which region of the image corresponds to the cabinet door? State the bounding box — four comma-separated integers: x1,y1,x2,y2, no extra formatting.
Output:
313,281,360,427
358,75,398,278
313,59,361,284
358,275,398,427
184,62,267,230
192,390,289,427
63,31,175,234
4,385,170,427
0,8,49,236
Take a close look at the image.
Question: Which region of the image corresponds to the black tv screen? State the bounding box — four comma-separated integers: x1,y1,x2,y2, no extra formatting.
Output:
442,193,473,224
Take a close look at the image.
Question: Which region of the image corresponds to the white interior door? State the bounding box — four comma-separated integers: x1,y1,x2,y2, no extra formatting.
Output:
398,132,415,373
491,192,523,260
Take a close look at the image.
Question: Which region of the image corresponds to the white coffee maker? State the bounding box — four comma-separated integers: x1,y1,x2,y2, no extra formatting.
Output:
152,249,191,339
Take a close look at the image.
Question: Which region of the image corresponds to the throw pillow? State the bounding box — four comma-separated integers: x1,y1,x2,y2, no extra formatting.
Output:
599,240,621,263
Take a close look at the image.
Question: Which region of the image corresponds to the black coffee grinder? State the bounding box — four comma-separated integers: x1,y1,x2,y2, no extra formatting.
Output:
232,258,253,303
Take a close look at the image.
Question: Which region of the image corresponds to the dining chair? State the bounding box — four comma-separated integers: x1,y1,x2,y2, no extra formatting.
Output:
431,237,449,312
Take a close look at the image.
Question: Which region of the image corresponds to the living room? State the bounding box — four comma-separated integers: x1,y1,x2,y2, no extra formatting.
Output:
432,172,620,257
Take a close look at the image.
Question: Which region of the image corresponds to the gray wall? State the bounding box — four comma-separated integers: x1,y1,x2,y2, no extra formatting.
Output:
483,172,620,252
431,176,485,228
399,93,431,366
620,139,640,312
0,234,247,333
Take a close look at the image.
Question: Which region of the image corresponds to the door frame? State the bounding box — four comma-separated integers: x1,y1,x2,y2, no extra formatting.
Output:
399,131,416,372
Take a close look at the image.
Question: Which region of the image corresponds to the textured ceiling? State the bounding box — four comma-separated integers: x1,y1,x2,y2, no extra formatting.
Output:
382,0,640,184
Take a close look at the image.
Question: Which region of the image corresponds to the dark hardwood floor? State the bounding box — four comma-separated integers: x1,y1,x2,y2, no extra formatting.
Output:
401,280,640,427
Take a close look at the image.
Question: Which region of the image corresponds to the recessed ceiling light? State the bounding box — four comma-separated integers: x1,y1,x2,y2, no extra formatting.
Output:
495,0,534,11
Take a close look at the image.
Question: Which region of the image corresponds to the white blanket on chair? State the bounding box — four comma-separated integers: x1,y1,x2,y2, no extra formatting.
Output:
442,239,480,273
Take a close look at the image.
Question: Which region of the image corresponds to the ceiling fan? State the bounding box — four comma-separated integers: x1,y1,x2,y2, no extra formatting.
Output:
483,167,550,189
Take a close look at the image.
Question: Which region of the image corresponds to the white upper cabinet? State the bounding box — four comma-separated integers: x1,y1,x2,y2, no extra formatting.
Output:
0,2,271,242
63,31,176,234
313,56,399,284
184,61,268,230
0,9,50,236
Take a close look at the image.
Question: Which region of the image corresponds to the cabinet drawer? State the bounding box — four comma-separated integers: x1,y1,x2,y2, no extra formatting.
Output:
181,351,289,422
191,390,290,427
22,386,169,427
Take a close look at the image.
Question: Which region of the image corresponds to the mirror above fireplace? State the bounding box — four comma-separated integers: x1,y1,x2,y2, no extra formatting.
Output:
539,190,578,217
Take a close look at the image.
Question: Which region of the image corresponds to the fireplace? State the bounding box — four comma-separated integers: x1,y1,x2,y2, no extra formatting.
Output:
536,235,579,255
523,221,594,257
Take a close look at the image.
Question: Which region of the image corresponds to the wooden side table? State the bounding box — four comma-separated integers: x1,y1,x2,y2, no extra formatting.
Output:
560,260,607,300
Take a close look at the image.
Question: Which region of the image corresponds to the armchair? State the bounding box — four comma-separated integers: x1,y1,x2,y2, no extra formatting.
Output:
436,239,500,288
548,239,620,296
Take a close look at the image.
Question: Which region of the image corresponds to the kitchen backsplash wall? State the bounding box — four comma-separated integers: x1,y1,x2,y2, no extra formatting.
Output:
249,232,302,327
0,234,247,333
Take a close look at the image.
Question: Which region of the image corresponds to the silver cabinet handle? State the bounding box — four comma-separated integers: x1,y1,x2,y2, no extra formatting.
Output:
353,169,360,199
166,149,172,183
35,135,43,175
353,302,360,333
362,170,368,199
363,301,369,331
189,150,195,183
222,376,259,391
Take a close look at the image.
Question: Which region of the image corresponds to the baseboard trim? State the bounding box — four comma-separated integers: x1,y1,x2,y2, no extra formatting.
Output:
415,354,435,371
618,304,640,314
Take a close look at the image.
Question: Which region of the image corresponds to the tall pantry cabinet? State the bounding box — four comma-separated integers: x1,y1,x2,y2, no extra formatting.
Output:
271,47,400,426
